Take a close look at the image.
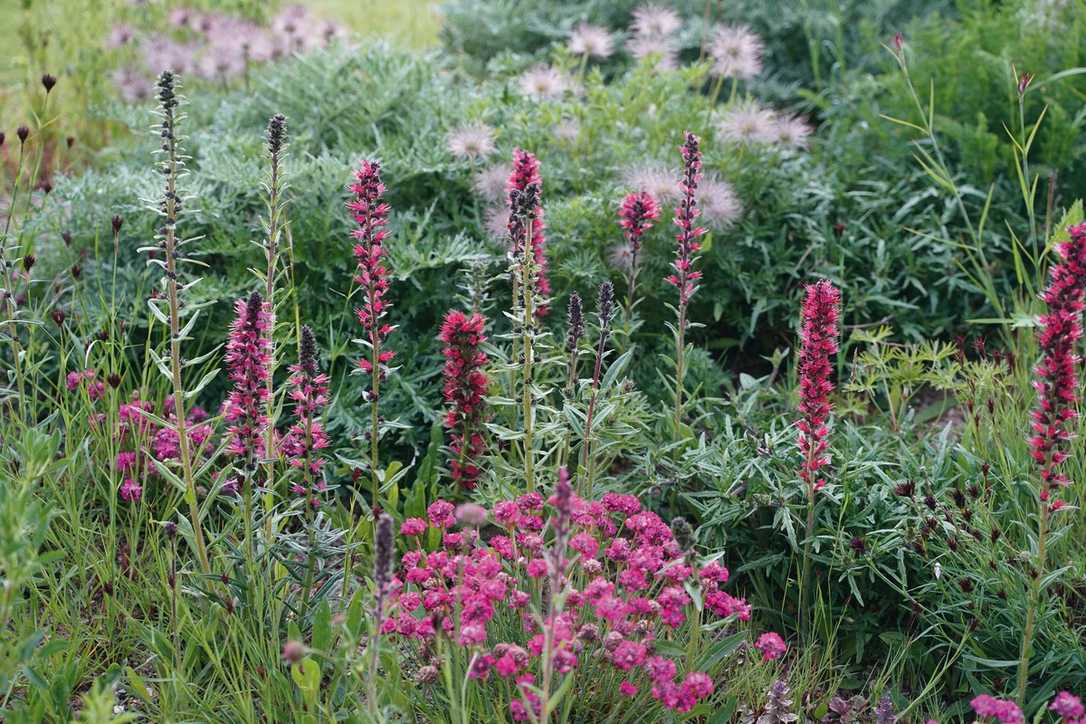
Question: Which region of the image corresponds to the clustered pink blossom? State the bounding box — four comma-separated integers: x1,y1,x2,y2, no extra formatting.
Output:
506,149,551,315
350,160,396,386
153,398,212,462
1050,691,1085,722
797,280,841,493
1029,223,1086,512
66,368,106,401
665,132,707,307
754,631,788,661
113,395,209,503
222,291,273,463
438,310,490,490
970,695,1023,724
618,190,660,275
381,490,760,716
280,326,330,502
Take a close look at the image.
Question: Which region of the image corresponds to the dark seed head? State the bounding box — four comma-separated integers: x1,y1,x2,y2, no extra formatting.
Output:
266,113,287,156
22,255,35,272
565,292,584,353
41,74,57,92
17,126,30,143
112,215,123,234
596,281,615,330
299,325,319,379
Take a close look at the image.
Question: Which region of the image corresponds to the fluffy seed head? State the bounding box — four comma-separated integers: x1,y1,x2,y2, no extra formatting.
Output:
708,24,764,79
447,123,497,160
569,23,614,59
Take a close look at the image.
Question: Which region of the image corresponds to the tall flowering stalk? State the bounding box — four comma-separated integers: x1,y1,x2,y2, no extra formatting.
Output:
261,113,288,496
282,325,330,612
439,310,490,490
281,325,330,501
580,281,615,497
665,133,707,429
223,290,272,560
559,293,585,469
348,160,395,513
223,291,273,466
146,71,210,574
507,148,550,316
618,190,660,327
368,513,394,717
795,279,840,637
1017,222,1086,705
506,153,546,491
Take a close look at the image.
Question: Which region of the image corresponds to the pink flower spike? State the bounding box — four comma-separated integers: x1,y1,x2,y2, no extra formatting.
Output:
222,291,273,466
797,280,841,494
439,310,490,489
1030,223,1086,508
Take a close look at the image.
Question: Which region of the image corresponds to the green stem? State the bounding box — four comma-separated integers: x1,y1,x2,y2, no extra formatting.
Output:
1016,504,1048,706
673,301,687,430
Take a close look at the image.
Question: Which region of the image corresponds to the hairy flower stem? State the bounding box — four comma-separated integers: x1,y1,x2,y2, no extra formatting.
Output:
369,346,381,512
262,114,287,528
673,307,687,430
1016,507,1047,705
799,464,816,639
157,73,210,575
581,283,614,497
667,133,706,432
520,229,537,492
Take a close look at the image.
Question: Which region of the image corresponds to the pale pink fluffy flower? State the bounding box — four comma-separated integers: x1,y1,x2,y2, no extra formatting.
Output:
623,164,679,204
717,102,780,145
708,24,764,79
609,243,635,272
554,119,580,143
447,123,497,160
569,23,615,59
473,164,513,203
519,66,569,101
697,177,742,229
484,206,511,242
626,35,679,70
774,113,814,148
630,4,682,39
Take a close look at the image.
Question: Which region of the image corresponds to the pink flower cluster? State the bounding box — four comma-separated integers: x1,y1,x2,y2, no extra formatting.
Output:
507,149,551,315
383,492,755,716
438,310,490,490
797,280,841,493
1029,222,1086,512
970,695,1023,724
665,132,707,307
1051,691,1085,723
114,395,210,503
349,160,396,383
618,190,660,269
153,398,211,462
754,631,788,661
66,368,105,401
222,291,273,463
280,326,330,502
